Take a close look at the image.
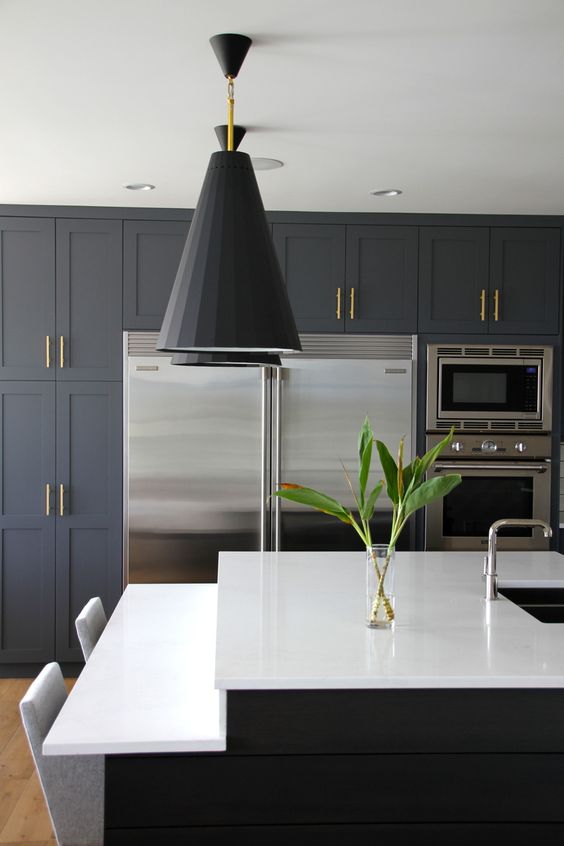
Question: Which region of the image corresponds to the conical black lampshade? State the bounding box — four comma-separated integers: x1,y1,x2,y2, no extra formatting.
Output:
171,351,281,367
157,150,302,354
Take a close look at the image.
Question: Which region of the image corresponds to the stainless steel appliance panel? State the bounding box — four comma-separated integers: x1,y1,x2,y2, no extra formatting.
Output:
274,358,413,551
126,356,267,583
424,433,551,552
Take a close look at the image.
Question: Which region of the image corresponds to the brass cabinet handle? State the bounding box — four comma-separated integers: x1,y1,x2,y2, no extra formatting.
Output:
45,483,52,516
480,289,486,321
493,289,500,321
349,287,355,320
59,483,65,517
45,336,51,368
336,287,341,320
59,336,65,368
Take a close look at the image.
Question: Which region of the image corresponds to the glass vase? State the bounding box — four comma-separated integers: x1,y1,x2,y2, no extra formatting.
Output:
366,544,395,628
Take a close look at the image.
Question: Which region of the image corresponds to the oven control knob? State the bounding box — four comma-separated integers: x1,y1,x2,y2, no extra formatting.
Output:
514,442,527,453
480,440,497,453
450,441,464,453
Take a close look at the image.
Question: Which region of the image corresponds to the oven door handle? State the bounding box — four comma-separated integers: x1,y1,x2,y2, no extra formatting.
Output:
433,462,550,473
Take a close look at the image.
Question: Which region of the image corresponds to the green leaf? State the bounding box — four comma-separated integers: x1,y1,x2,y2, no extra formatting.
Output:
402,473,462,519
358,416,373,463
273,485,353,524
361,480,384,522
413,427,456,485
358,436,373,507
375,440,399,504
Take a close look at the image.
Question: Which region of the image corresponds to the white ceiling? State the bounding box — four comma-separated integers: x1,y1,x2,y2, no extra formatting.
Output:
2,0,564,214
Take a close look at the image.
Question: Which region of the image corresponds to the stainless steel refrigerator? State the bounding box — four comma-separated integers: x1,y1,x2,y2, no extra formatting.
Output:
124,333,415,584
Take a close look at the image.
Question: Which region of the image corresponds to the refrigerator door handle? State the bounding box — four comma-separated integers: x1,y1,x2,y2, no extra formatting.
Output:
273,367,282,552
260,367,270,551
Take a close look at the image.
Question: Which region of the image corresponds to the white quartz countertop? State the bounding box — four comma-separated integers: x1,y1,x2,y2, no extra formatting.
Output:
215,550,564,690
43,584,225,755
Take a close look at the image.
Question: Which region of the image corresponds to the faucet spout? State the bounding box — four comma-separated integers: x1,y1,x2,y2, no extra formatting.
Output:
484,518,552,600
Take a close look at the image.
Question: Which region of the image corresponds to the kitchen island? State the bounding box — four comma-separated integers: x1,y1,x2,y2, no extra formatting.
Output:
45,551,564,844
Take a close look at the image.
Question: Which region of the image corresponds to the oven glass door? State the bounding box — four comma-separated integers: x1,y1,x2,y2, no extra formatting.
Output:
425,462,551,551
438,358,541,419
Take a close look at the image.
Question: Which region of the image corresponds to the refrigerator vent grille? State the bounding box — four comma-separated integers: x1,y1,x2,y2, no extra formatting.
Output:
127,332,416,360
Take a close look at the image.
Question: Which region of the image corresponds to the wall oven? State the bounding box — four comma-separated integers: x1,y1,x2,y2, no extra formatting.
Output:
426,343,553,432
424,434,551,551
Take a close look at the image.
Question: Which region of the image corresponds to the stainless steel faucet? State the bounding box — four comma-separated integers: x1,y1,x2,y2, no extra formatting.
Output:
484,518,552,600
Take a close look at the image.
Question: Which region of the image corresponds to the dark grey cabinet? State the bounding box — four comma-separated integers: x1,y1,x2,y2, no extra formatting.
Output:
55,382,123,662
418,226,561,334
123,220,189,330
0,381,122,664
273,224,346,332
273,224,418,333
489,228,560,334
0,218,122,380
0,383,55,662
56,219,123,379
345,226,418,332
0,218,55,380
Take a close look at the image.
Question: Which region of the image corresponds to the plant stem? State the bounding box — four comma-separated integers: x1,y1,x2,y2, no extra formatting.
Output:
368,547,394,624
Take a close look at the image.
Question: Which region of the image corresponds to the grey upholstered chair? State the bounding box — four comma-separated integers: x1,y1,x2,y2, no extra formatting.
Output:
19,662,104,846
75,597,107,661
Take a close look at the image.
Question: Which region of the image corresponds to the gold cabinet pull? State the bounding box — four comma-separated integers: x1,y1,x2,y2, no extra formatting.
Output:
59,336,65,368
336,287,341,320
45,483,52,516
59,483,65,517
349,287,355,320
493,289,500,321
480,289,486,321
45,336,51,368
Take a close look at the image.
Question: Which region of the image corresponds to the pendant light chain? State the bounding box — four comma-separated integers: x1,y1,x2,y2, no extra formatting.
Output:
227,76,235,151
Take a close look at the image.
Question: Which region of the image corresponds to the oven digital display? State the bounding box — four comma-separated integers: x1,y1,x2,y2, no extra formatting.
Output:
441,364,539,413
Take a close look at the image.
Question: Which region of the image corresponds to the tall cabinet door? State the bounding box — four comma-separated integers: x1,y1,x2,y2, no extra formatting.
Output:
273,224,346,332
0,383,55,662
346,226,418,332
489,227,560,334
0,218,55,380
418,227,490,333
56,219,123,380
55,382,123,661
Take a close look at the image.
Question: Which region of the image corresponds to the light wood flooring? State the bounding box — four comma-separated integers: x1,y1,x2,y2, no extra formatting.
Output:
0,677,76,846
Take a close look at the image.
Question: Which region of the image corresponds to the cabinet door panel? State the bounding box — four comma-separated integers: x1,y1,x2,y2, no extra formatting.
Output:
0,218,55,379
56,219,123,379
273,224,345,332
346,226,417,332
55,382,122,661
418,227,489,333
0,383,55,662
490,227,560,334
123,220,189,330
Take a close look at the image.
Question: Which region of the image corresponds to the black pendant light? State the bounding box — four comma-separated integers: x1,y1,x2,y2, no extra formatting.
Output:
157,33,301,355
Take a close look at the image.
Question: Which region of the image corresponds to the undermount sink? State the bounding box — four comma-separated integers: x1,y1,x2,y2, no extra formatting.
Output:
498,585,564,623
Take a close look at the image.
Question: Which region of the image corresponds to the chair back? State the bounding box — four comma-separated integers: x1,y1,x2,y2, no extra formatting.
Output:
19,662,104,846
75,597,107,661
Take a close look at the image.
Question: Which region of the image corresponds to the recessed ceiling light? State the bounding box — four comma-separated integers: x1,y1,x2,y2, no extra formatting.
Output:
370,189,402,197
124,183,156,191
251,158,284,171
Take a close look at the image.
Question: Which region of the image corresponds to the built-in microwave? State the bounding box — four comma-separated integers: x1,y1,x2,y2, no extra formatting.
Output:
426,344,553,432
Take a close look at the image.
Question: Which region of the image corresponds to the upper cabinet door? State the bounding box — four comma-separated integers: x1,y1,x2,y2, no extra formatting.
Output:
0,218,55,380
123,220,189,330
56,219,123,380
345,226,418,333
418,227,490,333
489,228,560,335
273,224,346,333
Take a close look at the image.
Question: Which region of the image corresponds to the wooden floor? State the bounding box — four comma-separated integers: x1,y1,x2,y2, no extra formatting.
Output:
0,677,75,846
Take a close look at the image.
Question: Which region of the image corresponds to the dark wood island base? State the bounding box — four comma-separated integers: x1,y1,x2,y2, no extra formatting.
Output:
105,689,564,844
